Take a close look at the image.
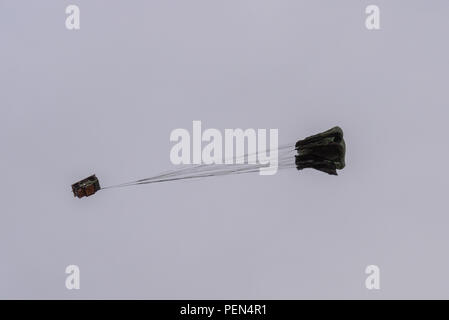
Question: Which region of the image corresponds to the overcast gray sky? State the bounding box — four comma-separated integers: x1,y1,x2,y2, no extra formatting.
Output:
1,0,449,299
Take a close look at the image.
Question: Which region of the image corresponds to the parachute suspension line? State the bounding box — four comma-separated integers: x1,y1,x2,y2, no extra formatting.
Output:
101,144,296,190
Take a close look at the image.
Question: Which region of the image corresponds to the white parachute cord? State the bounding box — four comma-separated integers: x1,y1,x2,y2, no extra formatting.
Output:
101,144,296,190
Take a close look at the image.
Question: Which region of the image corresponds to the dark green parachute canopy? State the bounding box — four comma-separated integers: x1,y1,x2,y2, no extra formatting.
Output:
295,126,346,175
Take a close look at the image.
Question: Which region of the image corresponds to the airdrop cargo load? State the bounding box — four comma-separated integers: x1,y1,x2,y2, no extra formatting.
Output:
72,175,101,198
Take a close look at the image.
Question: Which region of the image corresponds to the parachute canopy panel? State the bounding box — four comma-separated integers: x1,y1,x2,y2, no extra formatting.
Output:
72,175,101,198
295,126,346,175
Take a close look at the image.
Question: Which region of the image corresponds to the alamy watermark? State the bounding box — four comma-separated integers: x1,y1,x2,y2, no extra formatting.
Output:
365,265,380,290
65,265,80,290
365,5,380,30
65,5,80,30
170,121,279,175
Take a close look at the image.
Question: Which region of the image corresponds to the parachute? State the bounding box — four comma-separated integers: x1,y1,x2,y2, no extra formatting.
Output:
295,126,345,175
71,126,346,199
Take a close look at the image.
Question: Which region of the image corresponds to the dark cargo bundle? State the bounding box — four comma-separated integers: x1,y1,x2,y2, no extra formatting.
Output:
72,175,101,198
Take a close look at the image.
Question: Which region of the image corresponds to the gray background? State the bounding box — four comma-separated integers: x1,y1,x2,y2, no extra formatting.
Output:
1,0,448,299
